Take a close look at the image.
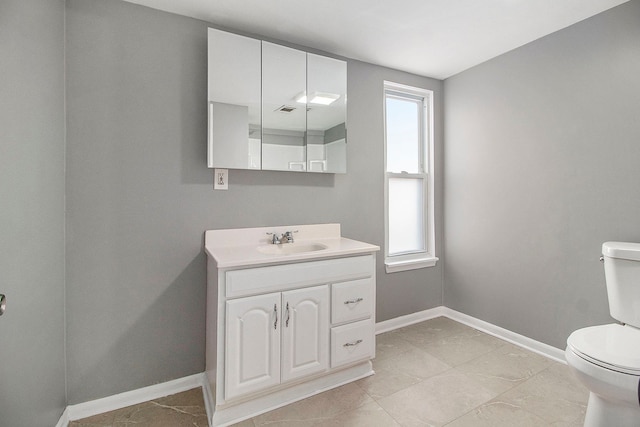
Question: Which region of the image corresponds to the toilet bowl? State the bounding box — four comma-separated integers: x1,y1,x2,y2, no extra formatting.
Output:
566,324,640,426
565,242,640,427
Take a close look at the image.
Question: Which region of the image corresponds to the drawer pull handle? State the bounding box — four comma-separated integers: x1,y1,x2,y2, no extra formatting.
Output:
344,297,363,305
343,339,363,347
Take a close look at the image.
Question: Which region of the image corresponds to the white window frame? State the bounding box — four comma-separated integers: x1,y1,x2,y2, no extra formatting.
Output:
383,81,437,273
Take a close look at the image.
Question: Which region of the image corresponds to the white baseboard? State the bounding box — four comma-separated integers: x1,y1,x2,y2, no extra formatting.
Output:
202,374,215,426
210,361,373,427
441,308,566,363
375,306,565,364
375,306,445,334
61,373,207,425
56,307,565,427
55,408,69,427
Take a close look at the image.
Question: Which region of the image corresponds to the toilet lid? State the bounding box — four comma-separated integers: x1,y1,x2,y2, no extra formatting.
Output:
567,324,640,375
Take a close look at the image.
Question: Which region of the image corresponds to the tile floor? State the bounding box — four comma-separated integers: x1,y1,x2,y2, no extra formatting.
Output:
68,387,208,426
70,317,589,426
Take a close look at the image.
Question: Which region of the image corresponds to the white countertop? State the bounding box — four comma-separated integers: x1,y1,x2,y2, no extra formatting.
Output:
205,224,380,268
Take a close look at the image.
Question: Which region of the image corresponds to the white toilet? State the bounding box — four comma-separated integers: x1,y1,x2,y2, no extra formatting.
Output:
566,242,640,427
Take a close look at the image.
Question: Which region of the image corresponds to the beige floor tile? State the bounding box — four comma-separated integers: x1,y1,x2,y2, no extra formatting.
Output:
314,401,400,427
374,331,417,360
377,370,497,426
495,362,589,425
69,388,208,427
358,348,453,399
394,317,475,346
116,406,208,426
357,361,424,400
155,387,206,407
446,400,548,427
455,342,552,394
414,329,507,367
376,347,452,379
231,419,257,427
252,382,374,426
419,316,471,332
68,410,117,426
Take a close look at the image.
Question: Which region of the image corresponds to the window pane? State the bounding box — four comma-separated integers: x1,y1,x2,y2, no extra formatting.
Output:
389,177,425,255
386,96,421,173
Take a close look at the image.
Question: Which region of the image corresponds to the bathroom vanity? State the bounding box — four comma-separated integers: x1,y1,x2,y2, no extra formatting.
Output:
204,224,379,426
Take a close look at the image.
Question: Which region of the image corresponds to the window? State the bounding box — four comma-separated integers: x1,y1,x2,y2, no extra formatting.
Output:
384,82,437,273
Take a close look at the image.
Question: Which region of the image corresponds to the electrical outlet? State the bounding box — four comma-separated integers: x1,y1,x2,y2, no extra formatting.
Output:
214,168,228,190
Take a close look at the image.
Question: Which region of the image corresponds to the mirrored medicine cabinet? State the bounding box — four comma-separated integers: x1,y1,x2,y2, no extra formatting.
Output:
207,28,347,173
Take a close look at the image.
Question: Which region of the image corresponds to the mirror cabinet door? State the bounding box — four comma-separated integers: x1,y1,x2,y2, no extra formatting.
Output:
207,28,347,173
208,28,261,169
306,54,347,173
261,42,307,172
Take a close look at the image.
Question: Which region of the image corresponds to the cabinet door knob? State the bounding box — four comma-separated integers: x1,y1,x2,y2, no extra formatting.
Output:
343,339,363,347
344,297,363,305
0,294,5,316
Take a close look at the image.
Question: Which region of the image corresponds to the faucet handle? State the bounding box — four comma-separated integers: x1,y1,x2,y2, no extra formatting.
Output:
266,232,281,244
283,230,298,243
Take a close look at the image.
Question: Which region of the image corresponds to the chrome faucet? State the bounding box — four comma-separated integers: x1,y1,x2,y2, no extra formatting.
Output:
282,230,298,243
266,230,298,244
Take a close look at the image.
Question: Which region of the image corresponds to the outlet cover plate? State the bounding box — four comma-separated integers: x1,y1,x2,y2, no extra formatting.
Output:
214,168,228,190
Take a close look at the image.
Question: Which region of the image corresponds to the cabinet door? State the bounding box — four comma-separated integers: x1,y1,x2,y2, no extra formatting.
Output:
306,53,347,173
261,42,307,172
226,292,281,400
208,28,261,169
281,285,329,383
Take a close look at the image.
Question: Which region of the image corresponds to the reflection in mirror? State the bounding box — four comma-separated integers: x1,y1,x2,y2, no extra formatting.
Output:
306,54,347,173
261,42,307,171
208,28,347,173
208,28,261,169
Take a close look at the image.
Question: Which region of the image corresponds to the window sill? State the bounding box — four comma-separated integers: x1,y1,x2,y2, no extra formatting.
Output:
385,255,438,273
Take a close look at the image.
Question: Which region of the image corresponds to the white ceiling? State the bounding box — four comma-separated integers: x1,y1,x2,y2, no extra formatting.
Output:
123,0,629,79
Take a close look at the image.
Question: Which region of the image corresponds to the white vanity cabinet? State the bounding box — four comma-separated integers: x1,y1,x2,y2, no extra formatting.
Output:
225,285,329,400
204,224,379,427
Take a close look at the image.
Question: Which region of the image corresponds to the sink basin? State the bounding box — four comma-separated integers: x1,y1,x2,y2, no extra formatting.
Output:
257,242,328,255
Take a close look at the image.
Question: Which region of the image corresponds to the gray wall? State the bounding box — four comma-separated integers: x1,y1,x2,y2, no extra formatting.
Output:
0,0,67,425
444,0,640,349
345,61,444,323
65,0,443,403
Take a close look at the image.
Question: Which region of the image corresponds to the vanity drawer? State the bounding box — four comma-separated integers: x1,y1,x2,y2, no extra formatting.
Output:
226,255,374,298
331,278,373,324
331,319,375,368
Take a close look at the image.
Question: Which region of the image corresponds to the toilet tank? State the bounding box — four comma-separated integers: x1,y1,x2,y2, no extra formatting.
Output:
602,241,640,328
